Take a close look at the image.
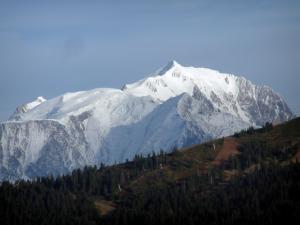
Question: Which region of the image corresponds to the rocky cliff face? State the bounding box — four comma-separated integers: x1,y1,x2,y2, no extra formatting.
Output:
0,61,294,181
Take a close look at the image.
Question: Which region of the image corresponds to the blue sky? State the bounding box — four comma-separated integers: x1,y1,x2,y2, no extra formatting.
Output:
0,0,299,120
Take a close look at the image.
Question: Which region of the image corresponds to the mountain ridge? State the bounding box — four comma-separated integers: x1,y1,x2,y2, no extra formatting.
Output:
0,61,294,181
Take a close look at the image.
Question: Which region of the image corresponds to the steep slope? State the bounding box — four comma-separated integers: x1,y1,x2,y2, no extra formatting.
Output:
0,119,90,180
1,89,158,180
103,87,249,164
0,61,294,181
123,60,293,125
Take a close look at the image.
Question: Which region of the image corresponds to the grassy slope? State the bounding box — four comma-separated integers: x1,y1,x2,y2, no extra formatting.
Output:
97,117,300,216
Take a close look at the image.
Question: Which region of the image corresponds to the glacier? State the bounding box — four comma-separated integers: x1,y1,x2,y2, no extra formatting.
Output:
0,61,294,181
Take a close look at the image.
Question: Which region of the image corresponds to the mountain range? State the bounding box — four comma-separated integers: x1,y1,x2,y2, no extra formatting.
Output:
0,61,294,181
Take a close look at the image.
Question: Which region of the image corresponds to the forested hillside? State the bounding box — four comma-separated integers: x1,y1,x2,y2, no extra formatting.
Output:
1,118,300,225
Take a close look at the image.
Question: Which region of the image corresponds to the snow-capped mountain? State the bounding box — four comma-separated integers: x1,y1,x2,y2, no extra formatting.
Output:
123,61,292,125
0,61,294,181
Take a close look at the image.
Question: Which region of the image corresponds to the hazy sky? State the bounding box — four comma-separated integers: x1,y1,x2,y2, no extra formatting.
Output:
0,0,299,121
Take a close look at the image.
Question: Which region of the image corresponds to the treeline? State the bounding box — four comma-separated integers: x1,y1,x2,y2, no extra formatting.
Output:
2,161,299,225
233,122,273,138
222,136,297,170
105,163,300,225
35,151,168,198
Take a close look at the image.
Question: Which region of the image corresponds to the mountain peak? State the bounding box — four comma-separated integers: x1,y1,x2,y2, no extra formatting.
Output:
157,60,181,75
168,60,180,67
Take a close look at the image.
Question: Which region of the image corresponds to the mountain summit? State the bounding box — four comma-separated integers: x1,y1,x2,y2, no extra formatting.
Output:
156,60,181,75
0,61,294,181
123,61,292,125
